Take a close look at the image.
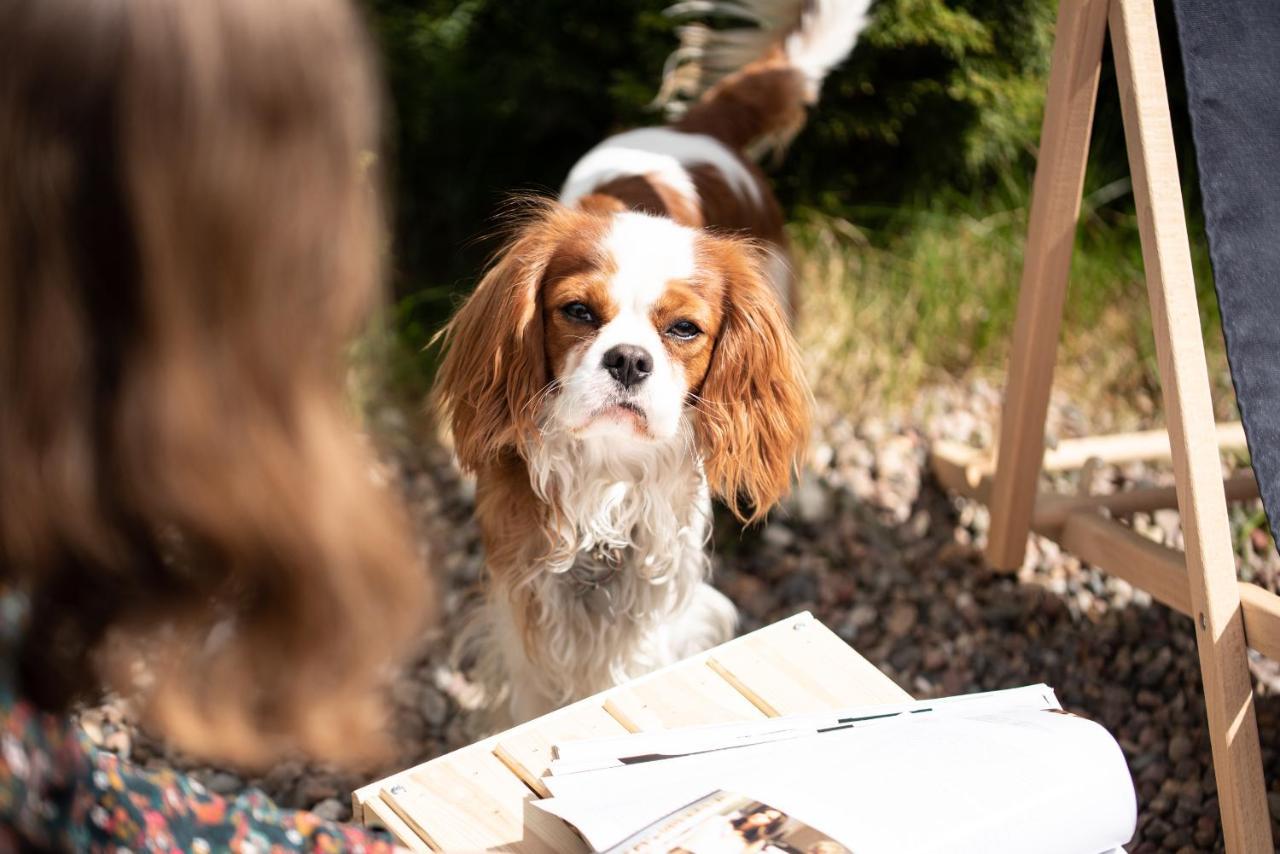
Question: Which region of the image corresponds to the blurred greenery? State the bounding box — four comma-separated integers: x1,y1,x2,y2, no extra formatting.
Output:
358,0,1221,411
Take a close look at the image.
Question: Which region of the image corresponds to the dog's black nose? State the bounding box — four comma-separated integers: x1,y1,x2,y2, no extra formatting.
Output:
602,344,653,389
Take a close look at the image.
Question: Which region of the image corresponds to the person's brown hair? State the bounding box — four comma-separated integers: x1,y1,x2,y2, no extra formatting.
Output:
0,0,429,768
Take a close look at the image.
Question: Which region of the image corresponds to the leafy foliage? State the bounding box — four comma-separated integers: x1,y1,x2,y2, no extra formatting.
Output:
362,0,1075,289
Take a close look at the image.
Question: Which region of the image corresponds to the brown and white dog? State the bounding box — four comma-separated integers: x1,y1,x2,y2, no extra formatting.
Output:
435,0,872,723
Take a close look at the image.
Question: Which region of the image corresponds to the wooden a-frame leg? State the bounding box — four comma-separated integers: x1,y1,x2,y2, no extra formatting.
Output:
1109,0,1272,849
986,0,1111,571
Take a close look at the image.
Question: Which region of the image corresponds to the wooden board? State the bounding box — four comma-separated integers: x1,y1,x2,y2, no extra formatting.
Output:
1109,0,1272,848
382,748,587,853
1031,471,1259,536
356,613,907,851
603,660,766,731
494,700,630,797
708,615,910,715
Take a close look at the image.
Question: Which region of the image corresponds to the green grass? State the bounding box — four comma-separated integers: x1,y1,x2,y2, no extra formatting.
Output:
793,183,1232,424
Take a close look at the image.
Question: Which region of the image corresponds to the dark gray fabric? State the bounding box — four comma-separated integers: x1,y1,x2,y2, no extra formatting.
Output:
1173,0,1280,546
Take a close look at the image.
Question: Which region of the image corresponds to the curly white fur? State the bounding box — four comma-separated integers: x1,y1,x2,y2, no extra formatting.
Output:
470,425,737,724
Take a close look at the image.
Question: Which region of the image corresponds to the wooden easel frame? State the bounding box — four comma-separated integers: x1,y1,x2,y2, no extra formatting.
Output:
930,0,1280,850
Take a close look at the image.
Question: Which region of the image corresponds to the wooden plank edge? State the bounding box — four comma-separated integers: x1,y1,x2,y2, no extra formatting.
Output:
493,740,553,798
1061,510,1280,661
365,794,433,853
587,612,813,730
381,782,450,853
704,657,781,717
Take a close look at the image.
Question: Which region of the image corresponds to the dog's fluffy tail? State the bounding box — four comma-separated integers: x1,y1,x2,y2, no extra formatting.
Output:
660,0,873,158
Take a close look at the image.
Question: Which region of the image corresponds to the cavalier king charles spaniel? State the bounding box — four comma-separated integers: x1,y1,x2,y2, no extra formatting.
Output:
436,0,872,723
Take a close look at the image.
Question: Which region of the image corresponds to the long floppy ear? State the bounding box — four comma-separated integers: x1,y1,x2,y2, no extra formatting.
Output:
695,239,811,523
433,209,559,471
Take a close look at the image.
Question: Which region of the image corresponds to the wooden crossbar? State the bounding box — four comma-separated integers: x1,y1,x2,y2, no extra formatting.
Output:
932,429,1259,538
1060,511,1280,662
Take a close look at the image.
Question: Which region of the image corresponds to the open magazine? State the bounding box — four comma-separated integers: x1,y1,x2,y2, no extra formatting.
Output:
533,685,1137,854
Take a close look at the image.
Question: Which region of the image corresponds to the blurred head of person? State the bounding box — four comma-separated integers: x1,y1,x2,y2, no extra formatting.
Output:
0,0,429,768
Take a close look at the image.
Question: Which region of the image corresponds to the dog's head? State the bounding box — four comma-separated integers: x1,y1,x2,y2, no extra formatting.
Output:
434,201,809,521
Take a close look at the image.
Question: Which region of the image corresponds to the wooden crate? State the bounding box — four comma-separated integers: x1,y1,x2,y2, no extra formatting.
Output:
353,611,909,852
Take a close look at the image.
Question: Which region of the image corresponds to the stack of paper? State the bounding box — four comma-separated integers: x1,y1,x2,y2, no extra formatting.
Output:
534,685,1137,854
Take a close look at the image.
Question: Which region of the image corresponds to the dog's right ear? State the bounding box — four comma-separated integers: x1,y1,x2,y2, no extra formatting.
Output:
433,207,560,471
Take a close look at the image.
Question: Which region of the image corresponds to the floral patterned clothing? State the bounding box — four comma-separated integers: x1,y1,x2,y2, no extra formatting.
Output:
0,596,397,852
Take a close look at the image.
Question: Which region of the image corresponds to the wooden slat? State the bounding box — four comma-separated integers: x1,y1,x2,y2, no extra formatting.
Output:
1110,0,1271,847
382,748,586,854
708,614,910,715
930,440,992,502
1062,510,1280,663
365,794,431,853
1061,510,1192,614
603,660,766,731
1040,422,1247,471
1238,583,1280,667
985,0,1111,570
1032,470,1260,535
494,699,630,797
933,423,1252,508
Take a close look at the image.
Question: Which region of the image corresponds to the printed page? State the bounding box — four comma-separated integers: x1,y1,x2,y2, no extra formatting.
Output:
535,708,1136,853
601,791,852,854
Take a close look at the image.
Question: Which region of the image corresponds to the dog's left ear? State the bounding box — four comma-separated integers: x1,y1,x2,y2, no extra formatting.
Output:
433,206,560,471
695,239,811,523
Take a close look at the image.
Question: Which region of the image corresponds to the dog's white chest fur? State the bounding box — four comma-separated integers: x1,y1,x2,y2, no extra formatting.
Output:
488,430,736,722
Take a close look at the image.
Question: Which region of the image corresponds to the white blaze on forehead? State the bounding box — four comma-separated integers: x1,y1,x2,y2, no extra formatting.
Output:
544,211,698,442
602,212,698,311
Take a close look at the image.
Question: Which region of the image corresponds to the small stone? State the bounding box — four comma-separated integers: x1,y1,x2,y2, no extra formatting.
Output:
777,572,820,607
762,524,795,549
1194,815,1217,848
1138,647,1172,687
311,798,348,822
206,771,244,796
922,647,949,671
848,604,877,629
297,776,340,806
1168,733,1193,763
793,474,832,524
885,602,917,638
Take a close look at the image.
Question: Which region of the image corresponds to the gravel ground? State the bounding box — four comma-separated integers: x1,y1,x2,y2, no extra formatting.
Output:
78,378,1280,851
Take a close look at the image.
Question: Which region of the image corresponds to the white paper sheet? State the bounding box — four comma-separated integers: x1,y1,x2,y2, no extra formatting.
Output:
535,708,1136,854
549,683,1061,774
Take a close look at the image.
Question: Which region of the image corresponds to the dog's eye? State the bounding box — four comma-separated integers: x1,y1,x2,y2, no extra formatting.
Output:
667,319,702,340
562,302,596,324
